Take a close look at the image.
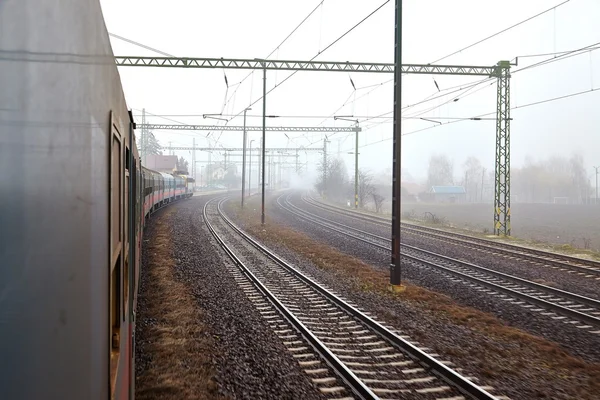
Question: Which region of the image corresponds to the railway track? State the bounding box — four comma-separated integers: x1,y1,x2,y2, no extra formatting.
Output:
279,193,600,333
301,194,600,280
204,196,500,400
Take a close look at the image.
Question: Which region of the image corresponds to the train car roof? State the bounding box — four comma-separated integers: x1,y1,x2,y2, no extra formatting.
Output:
159,172,175,179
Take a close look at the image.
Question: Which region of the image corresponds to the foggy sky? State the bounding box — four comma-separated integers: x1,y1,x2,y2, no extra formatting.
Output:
99,0,600,183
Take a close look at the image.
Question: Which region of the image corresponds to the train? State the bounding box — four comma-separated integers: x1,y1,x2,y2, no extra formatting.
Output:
0,1,192,399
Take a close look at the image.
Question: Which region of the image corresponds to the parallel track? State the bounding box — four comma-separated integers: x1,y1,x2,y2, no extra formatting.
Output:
279,194,600,331
302,194,600,279
204,196,499,400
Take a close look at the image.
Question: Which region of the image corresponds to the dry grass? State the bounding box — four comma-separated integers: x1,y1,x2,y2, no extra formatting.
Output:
233,202,600,398
136,209,222,400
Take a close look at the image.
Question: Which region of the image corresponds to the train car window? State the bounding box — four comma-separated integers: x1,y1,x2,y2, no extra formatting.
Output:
111,256,121,348
111,136,122,251
109,120,123,391
124,171,129,321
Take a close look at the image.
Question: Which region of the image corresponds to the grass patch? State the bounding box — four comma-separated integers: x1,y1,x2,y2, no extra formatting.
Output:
136,209,222,400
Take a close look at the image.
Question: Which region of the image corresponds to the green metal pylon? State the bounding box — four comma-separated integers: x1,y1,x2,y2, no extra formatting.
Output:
494,61,511,236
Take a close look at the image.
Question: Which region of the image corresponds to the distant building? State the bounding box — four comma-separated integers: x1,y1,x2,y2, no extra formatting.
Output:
145,155,178,173
401,182,426,202
428,185,466,203
205,163,226,180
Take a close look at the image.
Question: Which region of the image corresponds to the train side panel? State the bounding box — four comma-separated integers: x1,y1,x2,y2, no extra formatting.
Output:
0,0,133,399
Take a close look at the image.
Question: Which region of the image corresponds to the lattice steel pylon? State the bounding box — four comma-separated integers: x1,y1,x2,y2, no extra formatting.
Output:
494,61,511,236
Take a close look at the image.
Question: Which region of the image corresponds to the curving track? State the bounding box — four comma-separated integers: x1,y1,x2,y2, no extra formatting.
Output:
302,194,600,280
204,196,501,400
279,193,600,333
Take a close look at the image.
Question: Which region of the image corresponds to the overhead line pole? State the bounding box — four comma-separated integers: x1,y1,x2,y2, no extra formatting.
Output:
335,116,360,209
494,61,512,236
390,0,403,289
594,166,599,205
261,64,267,225
241,107,250,208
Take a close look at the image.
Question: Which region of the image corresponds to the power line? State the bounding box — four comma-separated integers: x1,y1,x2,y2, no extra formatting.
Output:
354,77,494,128
359,42,599,129
221,0,326,113
111,2,326,119
430,0,571,64
513,41,600,73
270,1,325,58
514,46,600,59
403,79,495,119
230,0,391,123
108,33,175,57
352,86,599,149
316,77,393,127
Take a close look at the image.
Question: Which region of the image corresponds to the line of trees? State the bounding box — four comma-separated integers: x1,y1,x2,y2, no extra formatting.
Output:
424,153,595,204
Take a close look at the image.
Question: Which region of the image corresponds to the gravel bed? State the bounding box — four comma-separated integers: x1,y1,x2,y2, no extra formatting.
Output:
256,192,600,365
211,199,465,399
228,199,570,398
288,192,600,300
139,195,327,400
402,231,600,300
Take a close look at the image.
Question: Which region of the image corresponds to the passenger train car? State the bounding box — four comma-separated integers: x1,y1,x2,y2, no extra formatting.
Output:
0,1,191,399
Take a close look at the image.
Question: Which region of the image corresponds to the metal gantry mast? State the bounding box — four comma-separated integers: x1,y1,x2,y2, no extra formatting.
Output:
139,124,360,133
115,31,514,285
494,61,511,236
115,56,499,76
121,59,512,237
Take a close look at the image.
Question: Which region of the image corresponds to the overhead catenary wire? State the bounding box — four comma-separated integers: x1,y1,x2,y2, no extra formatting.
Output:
402,79,495,119
349,86,600,151
220,0,326,113
230,0,391,124
355,43,600,133
108,33,175,57
429,0,571,64
514,46,600,59
513,41,600,74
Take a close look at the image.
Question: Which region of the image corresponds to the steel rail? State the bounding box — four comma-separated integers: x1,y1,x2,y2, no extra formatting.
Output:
304,194,600,276
402,224,600,276
203,197,377,400
219,196,498,400
281,194,600,327
280,194,388,247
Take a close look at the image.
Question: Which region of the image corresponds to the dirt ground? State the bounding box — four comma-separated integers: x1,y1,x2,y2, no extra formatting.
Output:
401,202,600,251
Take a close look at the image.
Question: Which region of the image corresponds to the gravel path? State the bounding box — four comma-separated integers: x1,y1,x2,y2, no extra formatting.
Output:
137,195,327,400
289,193,600,301
261,192,600,366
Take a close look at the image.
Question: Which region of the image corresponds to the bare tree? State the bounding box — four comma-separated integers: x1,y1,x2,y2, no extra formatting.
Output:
358,169,375,208
372,191,385,213
463,156,483,202
427,154,453,187
316,157,350,202
511,153,591,203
